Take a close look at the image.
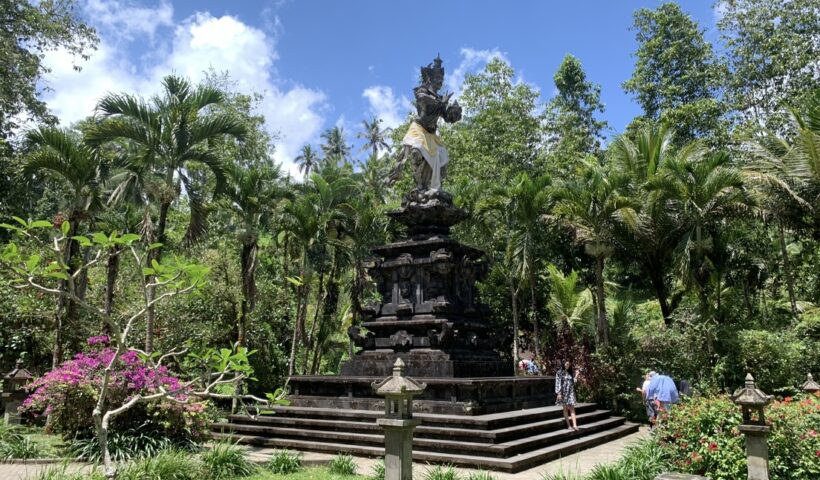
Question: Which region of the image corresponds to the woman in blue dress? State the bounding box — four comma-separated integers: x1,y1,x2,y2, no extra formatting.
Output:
555,360,579,431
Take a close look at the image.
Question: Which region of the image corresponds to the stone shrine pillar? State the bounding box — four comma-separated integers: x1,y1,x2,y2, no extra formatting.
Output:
373,359,426,480
2,360,32,425
731,373,773,480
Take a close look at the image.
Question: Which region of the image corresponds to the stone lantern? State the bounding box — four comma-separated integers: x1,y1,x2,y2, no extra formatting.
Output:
801,373,820,395
2,360,33,425
731,373,774,480
372,359,426,480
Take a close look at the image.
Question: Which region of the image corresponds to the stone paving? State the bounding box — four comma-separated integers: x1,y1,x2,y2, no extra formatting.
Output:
0,427,647,479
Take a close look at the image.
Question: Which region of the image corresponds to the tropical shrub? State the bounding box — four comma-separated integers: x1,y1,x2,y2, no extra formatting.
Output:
266,449,302,474
19,337,210,448
368,460,385,480
200,442,256,479
68,427,197,462
31,465,106,480
328,453,357,475
423,465,462,480
466,471,498,480
735,329,809,394
0,424,47,460
655,394,820,480
117,449,200,480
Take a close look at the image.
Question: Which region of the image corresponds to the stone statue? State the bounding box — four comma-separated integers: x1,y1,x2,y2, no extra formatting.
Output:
390,55,462,191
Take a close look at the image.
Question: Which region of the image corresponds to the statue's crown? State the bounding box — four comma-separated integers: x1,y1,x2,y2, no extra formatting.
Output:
421,54,444,85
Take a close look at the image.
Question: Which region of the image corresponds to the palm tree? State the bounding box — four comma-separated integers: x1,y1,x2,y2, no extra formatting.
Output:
506,173,552,358
554,158,638,346
357,117,392,158
295,144,319,178
87,74,246,352
544,265,594,338
320,127,351,163
744,90,820,315
648,149,750,316
24,126,104,367
224,163,288,347
477,182,525,369
609,124,681,322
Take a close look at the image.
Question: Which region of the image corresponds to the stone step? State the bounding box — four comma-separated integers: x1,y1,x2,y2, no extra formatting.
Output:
212,421,640,472
214,415,627,458
222,409,614,445
266,402,598,429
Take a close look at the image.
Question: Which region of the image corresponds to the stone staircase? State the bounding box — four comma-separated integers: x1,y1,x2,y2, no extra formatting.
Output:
212,403,639,473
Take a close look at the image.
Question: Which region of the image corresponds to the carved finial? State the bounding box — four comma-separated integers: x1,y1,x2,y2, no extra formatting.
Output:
745,373,755,388
393,358,406,377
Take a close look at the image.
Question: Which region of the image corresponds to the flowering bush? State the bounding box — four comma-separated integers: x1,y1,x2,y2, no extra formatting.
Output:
655,393,820,480
20,336,210,446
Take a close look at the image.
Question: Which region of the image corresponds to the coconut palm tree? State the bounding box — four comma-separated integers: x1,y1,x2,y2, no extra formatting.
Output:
87,74,246,352
24,126,104,367
553,158,638,346
320,127,351,163
295,144,319,178
357,117,392,158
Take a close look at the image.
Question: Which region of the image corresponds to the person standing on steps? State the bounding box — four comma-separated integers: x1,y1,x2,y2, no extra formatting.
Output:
555,359,580,431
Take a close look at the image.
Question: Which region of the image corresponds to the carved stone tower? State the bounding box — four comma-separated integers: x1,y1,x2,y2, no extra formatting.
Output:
341,189,512,378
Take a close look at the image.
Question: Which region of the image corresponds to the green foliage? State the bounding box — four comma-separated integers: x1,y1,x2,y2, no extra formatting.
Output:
0,0,97,136
328,453,357,476
368,460,385,480
654,394,820,480
200,442,257,479
422,465,463,480
623,3,727,144
736,329,809,393
465,471,498,480
717,0,820,131
544,54,608,170
266,449,302,474
0,425,47,460
117,449,201,480
31,465,106,480
68,428,197,463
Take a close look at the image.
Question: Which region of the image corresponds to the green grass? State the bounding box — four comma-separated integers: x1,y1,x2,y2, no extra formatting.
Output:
244,466,367,479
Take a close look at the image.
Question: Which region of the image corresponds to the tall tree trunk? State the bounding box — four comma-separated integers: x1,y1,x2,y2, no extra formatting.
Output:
528,266,540,360
145,200,172,353
594,256,608,346
646,264,672,324
303,267,326,374
311,256,341,374
777,220,798,317
509,274,520,375
287,252,309,377
238,241,258,348
53,216,82,368
102,246,121,336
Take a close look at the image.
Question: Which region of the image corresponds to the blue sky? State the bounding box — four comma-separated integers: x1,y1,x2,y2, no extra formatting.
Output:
41,0,720,176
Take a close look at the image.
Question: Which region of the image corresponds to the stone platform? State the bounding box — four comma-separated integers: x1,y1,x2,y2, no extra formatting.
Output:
213,403,639,473
287,375,554,415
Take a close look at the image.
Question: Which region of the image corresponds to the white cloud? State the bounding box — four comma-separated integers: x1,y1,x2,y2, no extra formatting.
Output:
362,86,412,129
83,0,174,40
446,47,509,97
40,11,327,178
